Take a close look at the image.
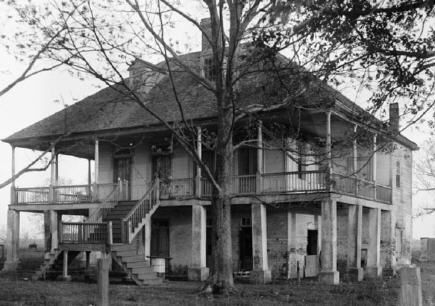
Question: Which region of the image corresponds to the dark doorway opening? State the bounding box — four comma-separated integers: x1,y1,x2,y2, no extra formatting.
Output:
239,225,253,271
307,229,318,255
151,219,170,258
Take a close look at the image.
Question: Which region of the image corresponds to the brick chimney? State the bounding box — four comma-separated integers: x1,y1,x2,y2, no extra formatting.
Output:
200,18,212,52
389,103,399,131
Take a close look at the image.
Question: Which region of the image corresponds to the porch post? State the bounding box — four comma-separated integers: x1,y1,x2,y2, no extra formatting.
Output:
188,205,209,281
257,120,263,193
366,207,382,278
372,134,377,199
93,139,99,201
250,203,271,283
319,198,339,284
49,210,59,252
144,215,151,263
10,145,16,204
195,127,202,198
62,250,70,280
347,204,363,281
2,209,20,271
353,125,358,195
49,144,56,202
326,112,332,191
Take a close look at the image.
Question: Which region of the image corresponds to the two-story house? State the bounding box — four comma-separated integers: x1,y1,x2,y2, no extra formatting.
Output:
1,19,417,285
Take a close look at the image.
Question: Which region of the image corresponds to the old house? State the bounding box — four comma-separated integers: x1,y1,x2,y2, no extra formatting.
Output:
2,19,417,285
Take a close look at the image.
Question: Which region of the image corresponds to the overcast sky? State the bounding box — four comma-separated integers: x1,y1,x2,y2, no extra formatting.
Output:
0,2,434,241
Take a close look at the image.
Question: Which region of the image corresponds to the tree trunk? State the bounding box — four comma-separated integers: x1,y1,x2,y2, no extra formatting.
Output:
210,90,235,293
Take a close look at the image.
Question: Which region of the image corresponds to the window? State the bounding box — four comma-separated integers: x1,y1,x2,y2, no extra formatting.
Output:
204,57,216,81
396,161,401,188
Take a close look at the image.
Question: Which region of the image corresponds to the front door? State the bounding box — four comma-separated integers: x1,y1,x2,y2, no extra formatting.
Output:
239,225,253,271
307,229,318,255
151,219,170,258
114,157,131,200
152,155,172,197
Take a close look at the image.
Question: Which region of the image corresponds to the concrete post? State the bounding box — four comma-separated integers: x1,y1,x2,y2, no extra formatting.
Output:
188,205,209,281
250,203,271,283
366,207,382,278
347,205,363,281
319,199,339,284
97,254,111,306
10,145,16,204
288,211,297,252
195,127,202,198
2,209,20,271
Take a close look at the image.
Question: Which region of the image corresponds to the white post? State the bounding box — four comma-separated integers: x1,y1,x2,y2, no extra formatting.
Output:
2,209,19,271
144,215,151,263
373,134,377,199
326,112,332,190
50,210,59,252
195,127,202,198
257,120,263,193
353,125,358,195
94,139,99,201
62,250,70,280
347,204,363,281
10,145,16,204
366,207,382,278
49,144,56,202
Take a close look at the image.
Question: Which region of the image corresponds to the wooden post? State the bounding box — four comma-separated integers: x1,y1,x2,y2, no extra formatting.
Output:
107,221,113,246
257,120,263,193
62,250,70,280
10,145,16,204
88,158,92,198
85,251,91,270
372,134,377,199
195,126,202,198
353,125,358,195
49,144,56,203
93,139,99,201
326,112,332,191
97,254,110,306
399,267,423,306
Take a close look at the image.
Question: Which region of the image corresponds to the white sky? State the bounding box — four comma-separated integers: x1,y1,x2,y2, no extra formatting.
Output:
0,1,434,241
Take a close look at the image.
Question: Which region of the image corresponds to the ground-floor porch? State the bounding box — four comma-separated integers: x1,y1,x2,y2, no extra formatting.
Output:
2,193,408,285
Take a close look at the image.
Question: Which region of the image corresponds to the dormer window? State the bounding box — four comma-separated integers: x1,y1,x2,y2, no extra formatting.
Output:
204,57,216,81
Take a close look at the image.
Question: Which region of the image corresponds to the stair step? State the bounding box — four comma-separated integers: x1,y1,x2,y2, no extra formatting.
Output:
111,244,136,252
115,250,139,257
131,266,153,274
126,261,147,269
139,278,163,285
135,272,159,280
122,256,146,263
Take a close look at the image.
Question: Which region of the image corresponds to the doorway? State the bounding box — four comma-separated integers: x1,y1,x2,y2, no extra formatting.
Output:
307,229,318,255
151,219,170,258
239,217,253,271
114,157,131,200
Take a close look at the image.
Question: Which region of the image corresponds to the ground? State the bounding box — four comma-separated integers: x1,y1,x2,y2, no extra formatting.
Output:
0,249,434,305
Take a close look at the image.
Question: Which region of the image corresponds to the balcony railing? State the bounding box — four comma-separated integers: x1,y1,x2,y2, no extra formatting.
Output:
60,222,111,244
12,170,392,205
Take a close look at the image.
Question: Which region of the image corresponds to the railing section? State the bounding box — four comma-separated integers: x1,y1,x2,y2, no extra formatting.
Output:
60,222,108,244
262,170,327,193
160,178,194,199
232,175,257,194
53,185,92,203
122,180,160,243
376,185,392,203
15,187,50,204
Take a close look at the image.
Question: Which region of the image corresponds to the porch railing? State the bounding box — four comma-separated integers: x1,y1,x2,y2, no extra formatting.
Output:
160,178,194,199
262,170,327,193
60,222,110,244
15,187,50,204
376,184,392,203
53,185,92,203
232,174,257,194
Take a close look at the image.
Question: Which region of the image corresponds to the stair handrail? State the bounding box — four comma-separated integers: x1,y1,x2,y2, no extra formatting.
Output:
122,178,160,242
87,183,121,223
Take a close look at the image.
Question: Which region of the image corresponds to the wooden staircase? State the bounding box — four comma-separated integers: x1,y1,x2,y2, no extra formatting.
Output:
32,250,80,280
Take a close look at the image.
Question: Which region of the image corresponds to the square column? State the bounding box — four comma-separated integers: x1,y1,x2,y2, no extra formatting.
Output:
250,203,271,284
366,207,382,278
319,199,339,284
144,215,151,263
50,211,59,252
3,209,20,271
347,205,363,281
188,205,209,281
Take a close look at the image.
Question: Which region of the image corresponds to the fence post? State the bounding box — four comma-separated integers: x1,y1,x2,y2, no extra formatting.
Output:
399,266,423,306
97,253,110,306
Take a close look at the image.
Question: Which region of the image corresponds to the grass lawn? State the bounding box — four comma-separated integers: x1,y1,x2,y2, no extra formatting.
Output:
1,249,434,306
